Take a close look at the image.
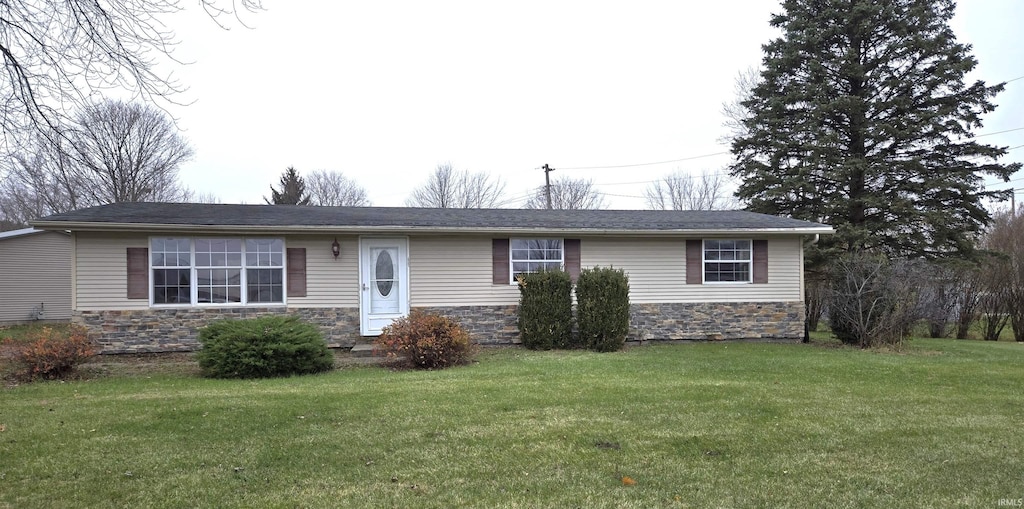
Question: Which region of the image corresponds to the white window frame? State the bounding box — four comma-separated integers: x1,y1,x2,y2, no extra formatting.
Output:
509,238,565,284
149,237,287,307
702,239,753,284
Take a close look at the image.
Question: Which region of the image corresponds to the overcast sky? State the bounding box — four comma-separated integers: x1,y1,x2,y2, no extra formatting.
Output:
160,1,1024,209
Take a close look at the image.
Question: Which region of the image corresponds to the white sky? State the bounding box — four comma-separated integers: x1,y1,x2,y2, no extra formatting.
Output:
160,1,1024,209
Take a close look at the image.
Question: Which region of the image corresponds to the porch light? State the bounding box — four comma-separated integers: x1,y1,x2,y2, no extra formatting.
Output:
331,238,340,259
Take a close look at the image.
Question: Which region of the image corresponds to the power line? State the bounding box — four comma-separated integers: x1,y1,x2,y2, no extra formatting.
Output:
558,151,730,171
553,126,1023,174
596,191,647,199
973,126,1024,138
593,171,736,187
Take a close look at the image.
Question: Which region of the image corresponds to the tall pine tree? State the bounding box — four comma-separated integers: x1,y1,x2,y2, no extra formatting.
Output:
266,166,311,205
730,0,1019,268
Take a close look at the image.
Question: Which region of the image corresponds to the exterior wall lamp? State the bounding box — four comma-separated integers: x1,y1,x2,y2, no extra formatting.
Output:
331,238,340,259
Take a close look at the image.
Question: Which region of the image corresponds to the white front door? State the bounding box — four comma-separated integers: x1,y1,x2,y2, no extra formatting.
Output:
359,237,410,335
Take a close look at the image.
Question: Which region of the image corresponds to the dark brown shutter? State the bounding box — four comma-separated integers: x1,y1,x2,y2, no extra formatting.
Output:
685,239,702,284
492,239,510,284
564,239,581,282
126,247,149,299
752,239,768,284
286,248,307,297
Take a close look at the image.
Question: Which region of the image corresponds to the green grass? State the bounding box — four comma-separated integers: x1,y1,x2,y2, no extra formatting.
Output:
2,340,1023,508
0,322,74,342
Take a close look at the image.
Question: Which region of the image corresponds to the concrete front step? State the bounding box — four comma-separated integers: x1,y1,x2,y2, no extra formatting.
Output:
349,343,377,358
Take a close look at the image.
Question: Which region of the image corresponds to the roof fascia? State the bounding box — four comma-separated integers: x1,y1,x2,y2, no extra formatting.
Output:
30,220,835,236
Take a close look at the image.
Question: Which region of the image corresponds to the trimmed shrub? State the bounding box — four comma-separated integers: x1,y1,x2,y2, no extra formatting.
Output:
2,325,95,380
196,315,334,378
576,266,631,352
374,311,476,370
517,270,575,349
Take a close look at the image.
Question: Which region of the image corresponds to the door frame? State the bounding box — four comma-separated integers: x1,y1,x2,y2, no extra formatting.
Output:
358,236,410,336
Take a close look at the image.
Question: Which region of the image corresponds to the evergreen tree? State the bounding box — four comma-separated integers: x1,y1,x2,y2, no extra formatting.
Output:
730,0,1020,268
266,166,311,205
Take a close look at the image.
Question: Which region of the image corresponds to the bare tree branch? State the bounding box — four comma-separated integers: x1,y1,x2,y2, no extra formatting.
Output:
644,170,737,210
406,163,505,208
66,100,194,204
0,0,263,152
0,99,193,224
719,66,762,145
523,177,606,210
306,169,370,206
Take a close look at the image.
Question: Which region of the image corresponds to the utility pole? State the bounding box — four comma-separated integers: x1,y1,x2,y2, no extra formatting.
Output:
542,164,555,209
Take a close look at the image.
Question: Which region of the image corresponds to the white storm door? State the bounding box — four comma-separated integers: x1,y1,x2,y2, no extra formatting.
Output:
359,237,410,335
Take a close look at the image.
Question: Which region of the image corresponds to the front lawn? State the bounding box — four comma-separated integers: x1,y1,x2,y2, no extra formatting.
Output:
1,340,1021,508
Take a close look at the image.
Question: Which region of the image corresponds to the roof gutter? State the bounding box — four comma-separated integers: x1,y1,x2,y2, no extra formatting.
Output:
31,220,835,236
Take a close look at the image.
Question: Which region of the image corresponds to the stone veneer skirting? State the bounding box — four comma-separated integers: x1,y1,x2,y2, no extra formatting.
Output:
75,307,361,353
629,301,805,341
414,305,521,345
76,301,803,353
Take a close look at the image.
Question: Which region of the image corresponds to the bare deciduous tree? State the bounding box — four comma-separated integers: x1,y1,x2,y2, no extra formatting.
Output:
1,0,262,151
917,262,962,338
982,209,1024,341
827,253,922,348
719,66,762,144
186,191,221,204
1,100,192,224
805,276,828,332
1,136,88,222
644,170,737,211
406,163,505,208
523,177,606,210
68,100,194,204
306,170,370,207
952,265,985,340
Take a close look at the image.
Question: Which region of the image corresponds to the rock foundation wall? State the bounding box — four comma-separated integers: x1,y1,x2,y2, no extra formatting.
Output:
76,301,803,353
629,302,804,341
75,307,360,353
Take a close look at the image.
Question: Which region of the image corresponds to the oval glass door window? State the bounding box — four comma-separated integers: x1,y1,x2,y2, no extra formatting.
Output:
375,250,394,296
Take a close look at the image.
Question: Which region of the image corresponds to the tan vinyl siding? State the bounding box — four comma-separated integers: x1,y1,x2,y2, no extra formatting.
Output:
0,231,72,322
409,235,803,307
74,231,149,311
285,235,359,308
74,233,358,311
581,236,802,303
70,232,803,313
409,236,520,307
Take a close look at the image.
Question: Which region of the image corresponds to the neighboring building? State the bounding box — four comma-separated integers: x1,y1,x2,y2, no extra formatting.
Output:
32,203,833,353
0,228,73,324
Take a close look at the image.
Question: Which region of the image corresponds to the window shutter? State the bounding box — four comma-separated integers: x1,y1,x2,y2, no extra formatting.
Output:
685,239,702,284
492,239,510,284
564,239,581,282
752,239,768,284
126,247,149,299
286,248,307,297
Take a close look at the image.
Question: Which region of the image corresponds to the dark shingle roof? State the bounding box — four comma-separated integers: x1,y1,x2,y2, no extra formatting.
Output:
32,202,832,234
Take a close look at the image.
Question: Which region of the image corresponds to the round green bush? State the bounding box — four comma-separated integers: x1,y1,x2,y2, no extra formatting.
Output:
196,315,334,378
